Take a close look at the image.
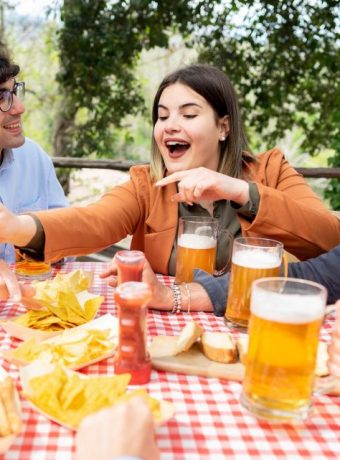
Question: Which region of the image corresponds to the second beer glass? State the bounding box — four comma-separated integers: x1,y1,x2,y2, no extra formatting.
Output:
225,237,283,329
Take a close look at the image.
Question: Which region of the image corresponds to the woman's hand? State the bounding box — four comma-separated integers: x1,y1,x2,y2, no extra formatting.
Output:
100,256,172,309
0,204,38,247
328,300,340,378
156,167,250,206
0,260,35,301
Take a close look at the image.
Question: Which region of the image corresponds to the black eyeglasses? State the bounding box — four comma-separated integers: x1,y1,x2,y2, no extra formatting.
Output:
0,81,25,113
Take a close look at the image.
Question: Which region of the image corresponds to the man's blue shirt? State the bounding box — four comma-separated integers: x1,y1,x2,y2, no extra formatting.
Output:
0,138,67,262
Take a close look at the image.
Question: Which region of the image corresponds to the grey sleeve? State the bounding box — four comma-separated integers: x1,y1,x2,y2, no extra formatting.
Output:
288,244,340,304
193,269,230,316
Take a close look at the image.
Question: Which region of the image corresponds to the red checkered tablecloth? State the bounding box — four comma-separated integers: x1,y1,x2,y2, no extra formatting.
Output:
0,262,339,460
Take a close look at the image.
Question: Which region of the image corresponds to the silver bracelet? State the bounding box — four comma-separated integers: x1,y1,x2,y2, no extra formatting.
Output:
183,283,191,313
170,284,181,314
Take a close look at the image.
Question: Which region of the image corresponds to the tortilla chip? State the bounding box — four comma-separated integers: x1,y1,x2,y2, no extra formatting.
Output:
33,270,93,300
14,270,103,331
28,365,131,427
12,329,115,367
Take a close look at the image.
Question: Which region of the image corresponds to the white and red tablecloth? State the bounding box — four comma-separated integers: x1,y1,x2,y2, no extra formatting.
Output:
0,262,339,460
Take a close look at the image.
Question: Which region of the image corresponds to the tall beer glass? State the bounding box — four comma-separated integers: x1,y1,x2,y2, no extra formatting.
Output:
175,217,218,283
225,237,283,329
241,277,326,423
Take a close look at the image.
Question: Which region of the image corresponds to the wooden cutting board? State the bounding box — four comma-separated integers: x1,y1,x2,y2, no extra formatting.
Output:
149,335,340,395
149,335,244,382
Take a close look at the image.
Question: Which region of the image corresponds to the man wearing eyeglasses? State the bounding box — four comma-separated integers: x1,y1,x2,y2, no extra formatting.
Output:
0,44,67,262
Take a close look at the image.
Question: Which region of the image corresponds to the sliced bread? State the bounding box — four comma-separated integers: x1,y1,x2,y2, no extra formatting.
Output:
315,341,329,377
200,331,237,364
175,321,203,355
235,335,249,364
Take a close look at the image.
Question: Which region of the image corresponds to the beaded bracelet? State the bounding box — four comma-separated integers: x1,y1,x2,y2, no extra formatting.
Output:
170,284,181,314
183,283,191,314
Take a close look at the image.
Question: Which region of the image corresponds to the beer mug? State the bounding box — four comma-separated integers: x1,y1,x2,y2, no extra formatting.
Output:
225,237,284,329
175,217,231,284
240,277,327,423
15,252,51,281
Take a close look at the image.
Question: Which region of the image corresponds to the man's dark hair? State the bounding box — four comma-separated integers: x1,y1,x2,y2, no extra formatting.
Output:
0,42,19,84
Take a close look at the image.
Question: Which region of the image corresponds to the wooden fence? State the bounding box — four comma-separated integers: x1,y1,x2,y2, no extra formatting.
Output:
52,157,340,179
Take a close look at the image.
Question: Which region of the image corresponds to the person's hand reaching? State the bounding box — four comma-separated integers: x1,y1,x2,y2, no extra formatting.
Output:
75,397,160,460
100,256,172,309
0,259,35,302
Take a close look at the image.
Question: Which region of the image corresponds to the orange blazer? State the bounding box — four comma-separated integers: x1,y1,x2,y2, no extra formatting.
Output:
35,148,340,273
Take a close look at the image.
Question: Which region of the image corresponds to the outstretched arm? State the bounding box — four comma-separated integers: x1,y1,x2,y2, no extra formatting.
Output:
288,245,340,304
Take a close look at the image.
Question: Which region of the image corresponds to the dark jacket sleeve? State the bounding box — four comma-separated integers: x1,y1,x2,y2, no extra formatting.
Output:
15,214,45,261
288,244,340,304
193,269,230,316
194,244,340,316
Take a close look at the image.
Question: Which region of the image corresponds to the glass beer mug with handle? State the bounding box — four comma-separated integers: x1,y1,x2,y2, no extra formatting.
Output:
225,237,285,330
240,277,327,423
175,216,232,284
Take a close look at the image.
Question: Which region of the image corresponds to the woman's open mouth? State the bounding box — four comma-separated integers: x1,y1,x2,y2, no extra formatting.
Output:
166,141,190,158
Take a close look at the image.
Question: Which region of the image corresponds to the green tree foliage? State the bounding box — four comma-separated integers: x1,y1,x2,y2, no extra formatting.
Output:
196,0,340,207
325,111,340,209
56,0,339,206
55,0,217,160
197,1,339,153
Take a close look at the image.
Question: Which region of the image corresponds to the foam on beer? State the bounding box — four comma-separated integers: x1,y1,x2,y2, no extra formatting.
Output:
251,289,324,324
178,234,216,249
232,249,280,268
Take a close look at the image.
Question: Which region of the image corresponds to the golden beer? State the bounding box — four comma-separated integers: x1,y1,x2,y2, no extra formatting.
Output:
175,234,216,283
225,250,281,328
15,253,51,281
241,278,326,423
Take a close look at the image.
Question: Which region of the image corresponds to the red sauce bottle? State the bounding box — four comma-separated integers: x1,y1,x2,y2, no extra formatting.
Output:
114,281,152,384
115,250,145,284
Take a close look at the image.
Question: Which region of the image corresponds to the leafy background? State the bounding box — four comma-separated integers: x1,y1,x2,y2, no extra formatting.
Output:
2,0,339,207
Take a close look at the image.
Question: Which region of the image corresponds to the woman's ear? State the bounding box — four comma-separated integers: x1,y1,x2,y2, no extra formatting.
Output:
219,115,229,141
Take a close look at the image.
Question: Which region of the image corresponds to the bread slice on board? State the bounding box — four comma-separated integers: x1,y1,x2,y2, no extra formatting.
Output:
200,331,237,364
315,341,330,377
175,321,203,355
235,335,249,364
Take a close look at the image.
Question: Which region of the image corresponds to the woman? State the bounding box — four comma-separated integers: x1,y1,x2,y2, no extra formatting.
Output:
0,64,339,286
